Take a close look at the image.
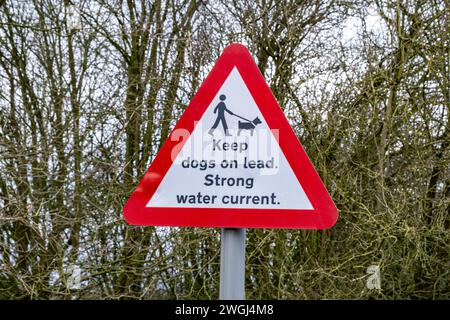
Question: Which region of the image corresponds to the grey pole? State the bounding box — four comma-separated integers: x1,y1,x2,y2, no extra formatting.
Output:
219,228,246,300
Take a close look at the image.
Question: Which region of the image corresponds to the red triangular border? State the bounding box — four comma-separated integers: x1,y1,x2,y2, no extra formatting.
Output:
124,44,338,229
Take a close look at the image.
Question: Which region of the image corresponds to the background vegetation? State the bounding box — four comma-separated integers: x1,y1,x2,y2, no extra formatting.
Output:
0,0,449,299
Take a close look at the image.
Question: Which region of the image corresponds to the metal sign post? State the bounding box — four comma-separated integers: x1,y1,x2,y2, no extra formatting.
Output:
219,228,246,300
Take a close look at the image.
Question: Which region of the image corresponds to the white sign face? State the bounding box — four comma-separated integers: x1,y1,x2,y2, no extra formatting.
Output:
147,67,313,210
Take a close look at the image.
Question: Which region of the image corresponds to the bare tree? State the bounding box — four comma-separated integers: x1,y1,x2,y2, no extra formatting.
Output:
0,0,448,299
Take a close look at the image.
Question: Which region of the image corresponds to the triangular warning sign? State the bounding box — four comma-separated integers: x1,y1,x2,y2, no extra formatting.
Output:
124,44,338,229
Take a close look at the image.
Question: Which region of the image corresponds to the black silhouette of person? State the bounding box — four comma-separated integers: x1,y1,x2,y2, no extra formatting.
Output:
208,94,234,136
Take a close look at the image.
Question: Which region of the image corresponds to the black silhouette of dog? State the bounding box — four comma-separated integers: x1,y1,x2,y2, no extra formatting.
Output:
237,117,262,136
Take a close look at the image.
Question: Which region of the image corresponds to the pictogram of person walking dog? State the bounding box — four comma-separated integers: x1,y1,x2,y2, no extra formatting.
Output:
208,94,262,136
